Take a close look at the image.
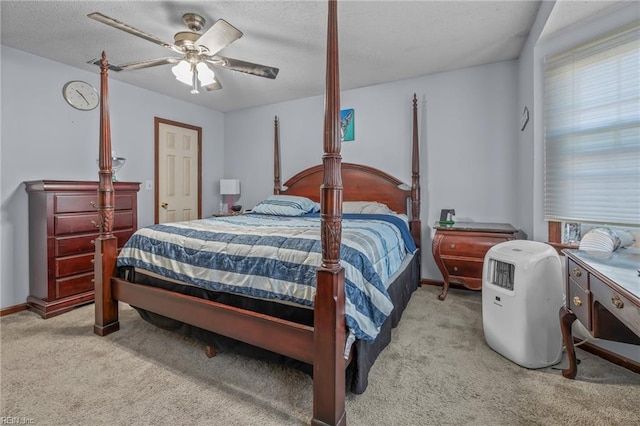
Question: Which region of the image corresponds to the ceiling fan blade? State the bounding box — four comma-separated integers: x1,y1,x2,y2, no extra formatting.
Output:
196,19,243,55
206,56,279,79
88,12,179,52
204,80,223,91
117,57,182,71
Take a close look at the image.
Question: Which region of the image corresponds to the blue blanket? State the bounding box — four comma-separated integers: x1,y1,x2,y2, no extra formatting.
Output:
117,213,415,343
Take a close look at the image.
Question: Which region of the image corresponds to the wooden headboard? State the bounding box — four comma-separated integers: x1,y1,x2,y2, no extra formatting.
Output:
281,163,411,216
272,94,422,248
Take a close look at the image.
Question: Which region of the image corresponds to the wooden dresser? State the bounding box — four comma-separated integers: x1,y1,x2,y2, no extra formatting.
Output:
432,222,522,300
25,180,140,318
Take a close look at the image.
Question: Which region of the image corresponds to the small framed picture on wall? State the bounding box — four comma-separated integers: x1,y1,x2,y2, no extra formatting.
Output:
340,109,354,142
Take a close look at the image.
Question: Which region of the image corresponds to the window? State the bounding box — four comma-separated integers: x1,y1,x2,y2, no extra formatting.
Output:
544,22,639,227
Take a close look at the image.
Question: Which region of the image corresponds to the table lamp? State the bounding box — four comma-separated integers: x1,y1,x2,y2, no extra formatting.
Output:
219,179,240,214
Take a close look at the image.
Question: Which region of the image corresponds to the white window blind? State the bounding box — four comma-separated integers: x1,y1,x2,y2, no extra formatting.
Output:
544,22,640,226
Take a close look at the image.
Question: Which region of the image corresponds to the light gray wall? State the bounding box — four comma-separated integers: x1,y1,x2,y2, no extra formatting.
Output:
0,46,225,308
224,60,521,280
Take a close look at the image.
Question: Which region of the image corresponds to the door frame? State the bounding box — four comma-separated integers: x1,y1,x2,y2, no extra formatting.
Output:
154,117,203,224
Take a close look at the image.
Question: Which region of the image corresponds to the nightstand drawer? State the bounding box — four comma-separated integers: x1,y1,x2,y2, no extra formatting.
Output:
56,272,94,299
439,235,511,257
442,258,484,278
567,259,589,291
568,278,591,330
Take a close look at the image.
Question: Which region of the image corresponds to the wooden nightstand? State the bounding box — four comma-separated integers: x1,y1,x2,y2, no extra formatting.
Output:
432,222,523,301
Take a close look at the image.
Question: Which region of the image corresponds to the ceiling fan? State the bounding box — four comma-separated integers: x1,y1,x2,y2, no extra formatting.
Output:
88,12,279,93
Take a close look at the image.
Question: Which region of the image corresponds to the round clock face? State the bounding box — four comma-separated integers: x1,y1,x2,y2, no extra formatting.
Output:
62,80,99,111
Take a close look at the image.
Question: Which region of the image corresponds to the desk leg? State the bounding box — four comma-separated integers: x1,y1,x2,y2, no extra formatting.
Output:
559,306,578,379
438,280,450,301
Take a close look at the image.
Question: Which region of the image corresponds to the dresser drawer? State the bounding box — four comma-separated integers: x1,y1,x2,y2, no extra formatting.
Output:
54,211,134,236
56,272,94,299
590,275,640,336
55,253,95,278
567,259,589,291
55,229,135,256
54,193,135,213
438,235,511,257
568,278,591,330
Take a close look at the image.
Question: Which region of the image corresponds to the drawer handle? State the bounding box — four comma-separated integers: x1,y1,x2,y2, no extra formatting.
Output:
453,266,458,272
91,220,100,229
572,296,582,307
90,258,95,264
571,267,582,278
90,240,95,246
611,295,624,309
450,243,456,249
91,279,95,283
90,201,96,208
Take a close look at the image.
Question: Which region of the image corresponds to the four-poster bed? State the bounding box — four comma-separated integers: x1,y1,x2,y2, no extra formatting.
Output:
93,2,421,425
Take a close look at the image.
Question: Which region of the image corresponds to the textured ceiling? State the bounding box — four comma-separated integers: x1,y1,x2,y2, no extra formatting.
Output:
0,1,628,112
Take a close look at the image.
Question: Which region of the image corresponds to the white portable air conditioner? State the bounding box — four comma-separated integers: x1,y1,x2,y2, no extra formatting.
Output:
482,240,564,368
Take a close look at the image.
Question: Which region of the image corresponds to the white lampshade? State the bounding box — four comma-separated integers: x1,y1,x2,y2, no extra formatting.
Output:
220,179,241,195
196,62,216,86
171,60,192,86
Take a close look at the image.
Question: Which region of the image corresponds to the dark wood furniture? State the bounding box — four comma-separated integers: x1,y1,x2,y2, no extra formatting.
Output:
92,3,422,423
24,180,139,318
560,249,640,379
432,222,521,300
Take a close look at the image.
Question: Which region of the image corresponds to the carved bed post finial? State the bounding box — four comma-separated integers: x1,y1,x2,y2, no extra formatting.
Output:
410,93,421,248
98,51,115,236
274,115,281,195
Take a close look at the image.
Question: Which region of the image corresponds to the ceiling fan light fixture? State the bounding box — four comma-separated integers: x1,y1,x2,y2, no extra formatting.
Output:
172,60,192,86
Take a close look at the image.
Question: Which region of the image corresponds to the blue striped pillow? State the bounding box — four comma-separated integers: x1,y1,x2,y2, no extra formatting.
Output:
252,195,317,216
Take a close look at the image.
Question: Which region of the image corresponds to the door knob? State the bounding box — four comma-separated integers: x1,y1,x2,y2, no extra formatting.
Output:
161,202,168,209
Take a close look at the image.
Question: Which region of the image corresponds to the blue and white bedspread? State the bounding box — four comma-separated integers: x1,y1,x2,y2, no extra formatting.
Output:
117,213,417,345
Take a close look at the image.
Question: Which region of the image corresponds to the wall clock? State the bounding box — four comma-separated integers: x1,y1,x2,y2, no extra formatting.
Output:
62,80,99,111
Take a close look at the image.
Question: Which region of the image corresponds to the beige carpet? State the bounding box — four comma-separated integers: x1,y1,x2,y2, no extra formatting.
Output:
1,286,638,425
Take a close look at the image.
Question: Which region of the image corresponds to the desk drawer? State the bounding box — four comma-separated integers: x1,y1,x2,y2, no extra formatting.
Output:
568,278,591,330
567,259,589,291
590,275,640,336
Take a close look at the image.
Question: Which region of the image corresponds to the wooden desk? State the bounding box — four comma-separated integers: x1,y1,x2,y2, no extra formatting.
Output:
560,249,640,378
432,222,522,300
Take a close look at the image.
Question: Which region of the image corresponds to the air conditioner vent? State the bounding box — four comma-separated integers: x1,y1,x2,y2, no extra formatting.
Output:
491,260,515,291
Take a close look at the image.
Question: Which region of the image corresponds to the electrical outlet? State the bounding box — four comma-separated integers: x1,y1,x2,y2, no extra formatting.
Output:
145,180,153,190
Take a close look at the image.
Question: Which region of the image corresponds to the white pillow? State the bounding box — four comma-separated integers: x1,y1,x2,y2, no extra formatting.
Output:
252,195,317,216
343,201,394,214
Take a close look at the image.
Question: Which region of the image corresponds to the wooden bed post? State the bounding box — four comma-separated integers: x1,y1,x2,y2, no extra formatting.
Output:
410,94,421,248
94,51,120,336
312,1,346,425
274,116,281,194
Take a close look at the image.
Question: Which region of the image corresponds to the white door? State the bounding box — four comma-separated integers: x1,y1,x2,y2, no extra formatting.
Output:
155,118,202,223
